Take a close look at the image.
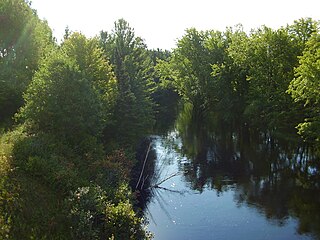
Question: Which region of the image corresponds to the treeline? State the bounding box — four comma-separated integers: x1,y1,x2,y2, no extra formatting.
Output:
0,0,173,239
157,18,320,145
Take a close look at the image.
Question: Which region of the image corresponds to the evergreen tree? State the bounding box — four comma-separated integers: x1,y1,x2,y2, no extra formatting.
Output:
100,19,154,145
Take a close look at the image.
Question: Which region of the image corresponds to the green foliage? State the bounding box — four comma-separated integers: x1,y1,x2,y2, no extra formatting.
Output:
105,200,148,240
288,33,320,105
0,0,54,123
67,185,149,240
1,125,150,239
1,3,318,238
62,33,118,114
68,186,107,239
288,33,320,142
18,52,105,144
157,18,320,144
1,28,150,239
288,18,319,52
6,172,72,239
100,19,155,145
14,32,118,145
163,28,214,109
0,131,15,239
0,128,72,239
9,130,87,192
157,26,248,126
90,150,133,191
149,49,179,132
209,26,248,125
244,26,301,132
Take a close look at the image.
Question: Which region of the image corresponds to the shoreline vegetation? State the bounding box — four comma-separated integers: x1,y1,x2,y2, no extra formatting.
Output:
1,0,319,239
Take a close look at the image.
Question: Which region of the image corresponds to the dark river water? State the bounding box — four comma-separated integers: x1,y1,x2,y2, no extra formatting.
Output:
139,110,320,239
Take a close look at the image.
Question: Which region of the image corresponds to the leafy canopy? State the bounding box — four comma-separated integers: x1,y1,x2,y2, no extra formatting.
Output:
18,33,118,144
0,0,54,122
288,33,320,141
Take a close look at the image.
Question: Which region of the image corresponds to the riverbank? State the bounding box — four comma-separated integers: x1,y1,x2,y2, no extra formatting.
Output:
0,125,152,239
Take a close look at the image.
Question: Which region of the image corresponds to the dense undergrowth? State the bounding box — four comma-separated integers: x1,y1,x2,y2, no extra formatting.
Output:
0,125,152,239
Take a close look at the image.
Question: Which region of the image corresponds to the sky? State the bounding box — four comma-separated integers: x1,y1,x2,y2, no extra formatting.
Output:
31,0,320,50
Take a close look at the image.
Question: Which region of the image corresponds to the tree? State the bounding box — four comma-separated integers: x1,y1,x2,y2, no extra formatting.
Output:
149,49,179,131
244,26,301,134
288,18,319,52
0,0,54,124
156,28,219,118
4,32,149,239
18,33,117,144
100,19,154,145
18,53,103,142
287,33,320,142
208,26,249,127
157,27,248,128
62,33,118,125
173,28,213,111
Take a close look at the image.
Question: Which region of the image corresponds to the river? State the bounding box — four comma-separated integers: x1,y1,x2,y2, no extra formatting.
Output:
138,110,320,239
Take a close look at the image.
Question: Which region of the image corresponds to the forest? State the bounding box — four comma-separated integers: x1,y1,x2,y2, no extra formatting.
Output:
0,0,319,239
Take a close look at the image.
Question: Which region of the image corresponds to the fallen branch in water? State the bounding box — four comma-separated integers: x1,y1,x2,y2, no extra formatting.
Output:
140,174,149,190
155,185,187,195
150,172,180,188
135,143,151,190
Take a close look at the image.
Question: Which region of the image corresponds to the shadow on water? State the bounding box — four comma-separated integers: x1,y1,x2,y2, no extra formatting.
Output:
138,104,320,239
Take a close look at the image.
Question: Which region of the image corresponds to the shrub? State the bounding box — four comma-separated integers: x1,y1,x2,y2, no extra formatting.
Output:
105,200,146,239
90,149,133,190
68,186,106,239
68,185,151,240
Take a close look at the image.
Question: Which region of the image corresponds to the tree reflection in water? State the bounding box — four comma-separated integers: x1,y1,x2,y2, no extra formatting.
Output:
139,104,320,238
178,105,320,237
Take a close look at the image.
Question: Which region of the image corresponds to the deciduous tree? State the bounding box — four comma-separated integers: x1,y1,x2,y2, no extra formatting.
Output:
288,33,320,142
0,0,53,124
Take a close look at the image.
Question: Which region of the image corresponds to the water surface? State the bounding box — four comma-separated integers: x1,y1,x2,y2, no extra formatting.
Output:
141,129,319,240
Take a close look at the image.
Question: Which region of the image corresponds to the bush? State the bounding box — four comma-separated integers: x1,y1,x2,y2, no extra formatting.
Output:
0,177,13,239
90,149,133,190
68,186,106,239
105,200,147,240
68,185,151,240
10,132,86,192
17,52,105,145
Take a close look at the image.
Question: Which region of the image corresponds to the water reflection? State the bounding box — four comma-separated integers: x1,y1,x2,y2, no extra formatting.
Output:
141,105,320,239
